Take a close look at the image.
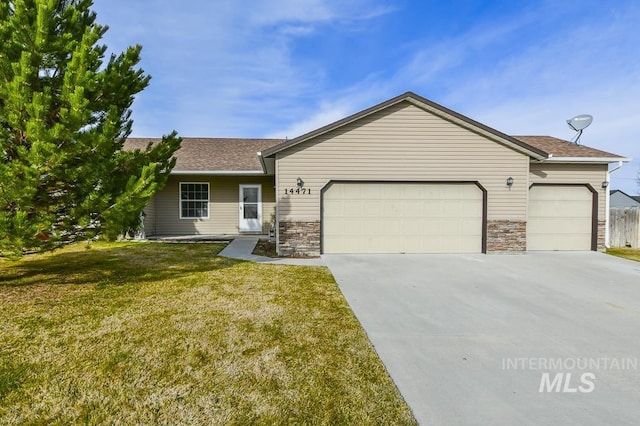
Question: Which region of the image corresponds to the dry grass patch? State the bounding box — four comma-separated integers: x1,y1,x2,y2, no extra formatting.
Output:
0,242,416,425
606,247,640,262
251,239,278,258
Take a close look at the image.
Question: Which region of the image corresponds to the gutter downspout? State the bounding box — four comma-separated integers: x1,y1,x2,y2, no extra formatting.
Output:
257,151,267,174
605,161,624,248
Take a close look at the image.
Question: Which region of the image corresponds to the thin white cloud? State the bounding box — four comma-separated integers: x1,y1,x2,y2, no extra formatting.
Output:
278,25,315,36
450,5,640,193
245,0,395,25
268,105,349,140
245,0,334,24
93,0,393,138
265,76,397,138
288,1,640,192
91,0,639,193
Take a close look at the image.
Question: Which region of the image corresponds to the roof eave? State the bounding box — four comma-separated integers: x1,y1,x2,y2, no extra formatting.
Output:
257,151,276,175
537,157,632,164
170,170,266,175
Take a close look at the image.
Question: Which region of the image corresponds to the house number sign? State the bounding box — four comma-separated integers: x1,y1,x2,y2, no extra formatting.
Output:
284,188,312,195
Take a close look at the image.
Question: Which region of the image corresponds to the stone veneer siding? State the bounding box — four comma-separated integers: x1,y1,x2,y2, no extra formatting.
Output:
278,221,321,256
487,220,526,252
597,220,606,251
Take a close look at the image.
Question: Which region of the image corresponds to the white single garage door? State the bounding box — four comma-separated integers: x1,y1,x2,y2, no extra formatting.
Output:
527,185,593,251
322,182,483,254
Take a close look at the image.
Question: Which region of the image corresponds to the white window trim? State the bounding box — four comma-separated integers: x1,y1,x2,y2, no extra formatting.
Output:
179,182,210,219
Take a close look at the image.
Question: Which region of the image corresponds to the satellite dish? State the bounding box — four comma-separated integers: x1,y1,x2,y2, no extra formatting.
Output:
566,114,593,144
566,114,593,131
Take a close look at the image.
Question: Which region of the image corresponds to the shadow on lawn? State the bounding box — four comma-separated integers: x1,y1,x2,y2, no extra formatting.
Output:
0,242,240,288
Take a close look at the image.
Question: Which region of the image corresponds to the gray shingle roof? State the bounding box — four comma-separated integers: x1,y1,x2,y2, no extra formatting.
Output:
124,133,625,174
124,137,283,172
512,136,622,159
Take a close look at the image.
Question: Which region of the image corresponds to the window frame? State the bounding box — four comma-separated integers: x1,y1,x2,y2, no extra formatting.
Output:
179,182,210,219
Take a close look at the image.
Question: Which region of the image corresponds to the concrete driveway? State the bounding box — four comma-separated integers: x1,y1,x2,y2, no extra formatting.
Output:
323,252,640,426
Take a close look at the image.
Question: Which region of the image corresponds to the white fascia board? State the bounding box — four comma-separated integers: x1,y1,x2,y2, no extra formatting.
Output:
170,170,266,175
258,151,267,174
539,157,632,164
257,151,276,175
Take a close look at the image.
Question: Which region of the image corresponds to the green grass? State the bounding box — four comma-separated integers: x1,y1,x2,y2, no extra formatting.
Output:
0,242,416,425
607,247,640,262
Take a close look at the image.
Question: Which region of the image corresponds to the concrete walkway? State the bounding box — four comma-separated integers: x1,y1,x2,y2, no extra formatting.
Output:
219,236,324,266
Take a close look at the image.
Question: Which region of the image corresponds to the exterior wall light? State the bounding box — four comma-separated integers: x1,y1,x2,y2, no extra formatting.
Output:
506,176,514,188
601,181,609,189
296,177,304,188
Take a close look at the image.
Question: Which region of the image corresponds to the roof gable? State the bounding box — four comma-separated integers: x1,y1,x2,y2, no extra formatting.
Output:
124,138,283,173
262,92,549,159
122,94,629,173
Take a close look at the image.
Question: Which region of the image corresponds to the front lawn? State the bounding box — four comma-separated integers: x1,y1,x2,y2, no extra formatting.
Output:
606,247,640,262
0,242,416,425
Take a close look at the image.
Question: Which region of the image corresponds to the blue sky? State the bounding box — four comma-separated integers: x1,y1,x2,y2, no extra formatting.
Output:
93,0,639,193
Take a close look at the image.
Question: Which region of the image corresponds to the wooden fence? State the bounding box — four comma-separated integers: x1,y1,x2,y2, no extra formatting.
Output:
609,208,640,248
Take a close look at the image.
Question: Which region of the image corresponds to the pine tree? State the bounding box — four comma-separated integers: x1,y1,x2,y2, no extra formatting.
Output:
0,0,181,256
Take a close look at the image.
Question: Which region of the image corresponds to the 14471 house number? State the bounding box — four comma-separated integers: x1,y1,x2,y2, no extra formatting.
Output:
284,188,311,195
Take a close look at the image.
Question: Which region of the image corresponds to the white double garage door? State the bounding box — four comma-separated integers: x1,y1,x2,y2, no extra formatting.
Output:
322,182,594,254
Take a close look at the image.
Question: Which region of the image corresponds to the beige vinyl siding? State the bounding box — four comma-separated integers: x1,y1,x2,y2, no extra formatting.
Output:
150,175,275,235
276,101,529,222
529,163,608,221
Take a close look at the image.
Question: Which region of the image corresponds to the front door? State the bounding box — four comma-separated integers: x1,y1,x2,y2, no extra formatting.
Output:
239,184,262,232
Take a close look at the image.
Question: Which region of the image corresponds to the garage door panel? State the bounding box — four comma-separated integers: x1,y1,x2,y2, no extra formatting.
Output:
342,200,364,217
400,200,422,215
527,185,593,251
323,183,482,254
543,218,592,234
382,202,399,217
527,233,591,251
459,221,484,236
530,200,591,217
384,220,403,234
427,220,469,236
418,203,441,218
442,201,462,216
418,220,442,234
530,218,575,233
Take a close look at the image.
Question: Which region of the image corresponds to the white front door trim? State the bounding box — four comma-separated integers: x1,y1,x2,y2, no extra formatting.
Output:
239,184,262,232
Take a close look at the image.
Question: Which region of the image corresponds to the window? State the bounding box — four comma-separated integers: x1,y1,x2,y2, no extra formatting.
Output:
180,183,209,218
